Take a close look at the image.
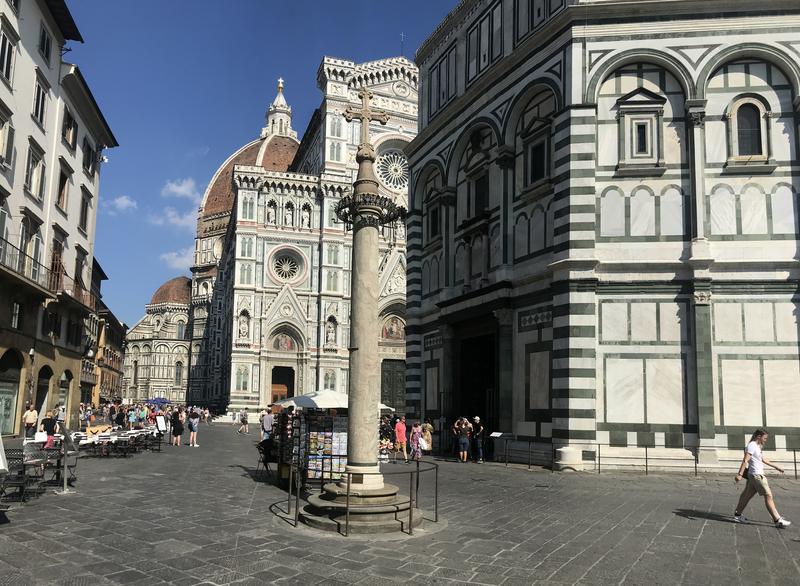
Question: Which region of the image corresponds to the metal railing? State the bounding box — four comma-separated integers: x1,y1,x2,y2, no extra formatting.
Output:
285,459,439,536
58,274,96,310
493,437,800,479
0,235,52,290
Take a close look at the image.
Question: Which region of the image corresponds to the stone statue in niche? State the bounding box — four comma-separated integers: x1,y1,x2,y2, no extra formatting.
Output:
284,205,293,226
267,203,276,225
238,313,250,338
301,207,310,228
382,317,405,340
326,321,336,345
395,221,405,240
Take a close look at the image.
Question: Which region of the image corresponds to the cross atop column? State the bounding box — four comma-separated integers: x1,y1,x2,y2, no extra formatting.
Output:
344,89,389,147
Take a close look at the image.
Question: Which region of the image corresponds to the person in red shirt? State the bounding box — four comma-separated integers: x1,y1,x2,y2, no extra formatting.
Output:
394,416,408,464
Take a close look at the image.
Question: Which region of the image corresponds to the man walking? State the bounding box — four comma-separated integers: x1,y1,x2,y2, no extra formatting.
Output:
472,416,485,463
237,408,249,434
261,408,274,442
22,403,38,438
394,415,408,463
734,428,791,528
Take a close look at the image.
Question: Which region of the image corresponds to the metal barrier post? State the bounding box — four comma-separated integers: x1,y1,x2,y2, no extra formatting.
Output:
528,440,532,470
294,473,300,527
645,446,648,476
434,464,439,523
415,459,420,497
794,450,798,480
408,470,415,535
694,450,698,477
598,443,601,474
345,473,351,537
551,443,555,474
505,438,509,466
287,466,293,514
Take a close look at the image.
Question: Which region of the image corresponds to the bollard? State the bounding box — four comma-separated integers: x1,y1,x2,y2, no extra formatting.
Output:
505,439,509,467
408,470,415,535
528,440,532,470
598,443,601,474
345,473,351,537
694,450,698,477
551,443,555,473
795,450,798,481
434,464,439,523
645,446,648,476
287,466,293,514
294,472,300,527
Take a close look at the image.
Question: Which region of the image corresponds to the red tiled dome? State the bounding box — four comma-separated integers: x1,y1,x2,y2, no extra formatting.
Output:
150,276,191,305
200,136,299,218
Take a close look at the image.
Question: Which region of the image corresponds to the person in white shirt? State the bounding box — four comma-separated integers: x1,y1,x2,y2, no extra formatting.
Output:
734,428,791,528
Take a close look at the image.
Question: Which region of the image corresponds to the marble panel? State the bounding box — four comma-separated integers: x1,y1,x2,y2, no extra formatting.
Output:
659,302,684,342
721,360,761,426
601,302,628,341
600,189,625,236
774,302,799,342
606,358,644,424
597,124,617,167
425,366,438,410
714,303,743,342
660,187,684,236
727,63,747,87
530,208,546,252
743,303,775,342
630,189,656,236
764,360,800,427
646,358,684,424
514,216,528,259
740,187,768,235
770,186,796,235
528,351,550,410
710,187,737,235
631,303,657,342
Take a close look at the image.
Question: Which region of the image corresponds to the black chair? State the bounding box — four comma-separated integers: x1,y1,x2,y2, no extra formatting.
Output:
0,450,26,503
255,443,272,480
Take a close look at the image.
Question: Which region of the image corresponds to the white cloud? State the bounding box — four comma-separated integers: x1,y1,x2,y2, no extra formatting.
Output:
148,206,196,231
161,177,202,203
102,195,138,216
159,247,194,270
185,145,210,159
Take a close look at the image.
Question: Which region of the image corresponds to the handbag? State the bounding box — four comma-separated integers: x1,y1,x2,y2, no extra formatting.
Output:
34,431,48,442
418,437,429,451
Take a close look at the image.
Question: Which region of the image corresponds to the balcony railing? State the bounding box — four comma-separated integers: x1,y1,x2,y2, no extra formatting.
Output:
57,274,97,311
0,235,53,291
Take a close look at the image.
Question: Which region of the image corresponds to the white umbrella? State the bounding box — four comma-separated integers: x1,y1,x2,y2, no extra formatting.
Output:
273,389,394,411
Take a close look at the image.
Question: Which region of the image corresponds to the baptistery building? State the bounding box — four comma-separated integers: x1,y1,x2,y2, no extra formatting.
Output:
187,57,417,412
406,0,800,466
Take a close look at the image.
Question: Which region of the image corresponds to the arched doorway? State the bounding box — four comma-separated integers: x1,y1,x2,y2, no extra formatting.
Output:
0,349,23,435
35,365,53,414
57,371,73,423
271,366,294,403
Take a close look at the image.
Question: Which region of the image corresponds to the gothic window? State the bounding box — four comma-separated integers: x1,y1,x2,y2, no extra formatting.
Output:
176,322,186,339
240,237,253,258
235,365,249,391
326,270,339,292
239,263,253,285
330,141,342,161
133,360,138,385
327,244,339,265
241,195,255,220
330,116,342,138
174,361,183,385
324,370,336,391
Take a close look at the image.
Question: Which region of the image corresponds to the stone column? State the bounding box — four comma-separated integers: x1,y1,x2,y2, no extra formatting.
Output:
439,324,455,455
493,309,514,432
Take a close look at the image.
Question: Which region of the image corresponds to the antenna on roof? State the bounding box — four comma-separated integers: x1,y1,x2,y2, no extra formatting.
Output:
400,32,406,57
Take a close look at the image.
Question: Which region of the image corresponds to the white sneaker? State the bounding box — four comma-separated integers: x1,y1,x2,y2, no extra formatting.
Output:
776,517,791,528
193,444,199,448
734,513,747,523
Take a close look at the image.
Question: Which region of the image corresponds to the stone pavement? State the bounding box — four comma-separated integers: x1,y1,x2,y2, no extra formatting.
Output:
2,423,800,585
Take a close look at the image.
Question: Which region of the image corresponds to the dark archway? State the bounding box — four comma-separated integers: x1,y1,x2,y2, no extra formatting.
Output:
0,349,23,435
35,365,53,414
381,359,406,414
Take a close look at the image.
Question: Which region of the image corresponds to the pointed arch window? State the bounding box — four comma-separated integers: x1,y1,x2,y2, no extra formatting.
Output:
176,322,186,339
174,361,183,385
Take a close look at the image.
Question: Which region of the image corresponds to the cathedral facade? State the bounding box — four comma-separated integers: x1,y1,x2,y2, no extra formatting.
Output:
407,0,800,466
187,57,417,412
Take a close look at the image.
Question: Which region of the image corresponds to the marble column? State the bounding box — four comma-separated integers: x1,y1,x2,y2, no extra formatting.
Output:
493,309,514,432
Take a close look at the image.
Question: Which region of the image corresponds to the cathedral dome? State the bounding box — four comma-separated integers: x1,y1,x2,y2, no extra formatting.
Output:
150,276,192,305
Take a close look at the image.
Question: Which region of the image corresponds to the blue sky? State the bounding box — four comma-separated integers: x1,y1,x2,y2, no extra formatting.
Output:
66,0,455,326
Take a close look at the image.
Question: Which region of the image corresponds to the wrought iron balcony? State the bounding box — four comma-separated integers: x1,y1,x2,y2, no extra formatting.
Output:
0,234,53,292
55,274,97,311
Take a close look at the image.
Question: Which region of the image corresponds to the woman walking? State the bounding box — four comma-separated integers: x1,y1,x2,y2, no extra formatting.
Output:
40,410,59,449
409,422,423,461
170,407,184,446
421,419,434,455
188,409,200,447
734,428,791,528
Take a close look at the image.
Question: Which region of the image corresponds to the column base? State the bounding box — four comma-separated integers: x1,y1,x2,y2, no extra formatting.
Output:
340,464,383,490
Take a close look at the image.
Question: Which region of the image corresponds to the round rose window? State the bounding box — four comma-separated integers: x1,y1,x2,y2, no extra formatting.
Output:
376,149,409,192
273,254,299,281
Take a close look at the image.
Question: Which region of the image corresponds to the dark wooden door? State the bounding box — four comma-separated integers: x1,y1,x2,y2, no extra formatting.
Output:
380,360,406,414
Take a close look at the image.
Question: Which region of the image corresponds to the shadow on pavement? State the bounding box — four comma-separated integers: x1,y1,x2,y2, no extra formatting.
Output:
673,509,773,526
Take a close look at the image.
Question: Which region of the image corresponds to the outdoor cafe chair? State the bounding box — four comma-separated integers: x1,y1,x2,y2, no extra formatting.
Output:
0,450,27,503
